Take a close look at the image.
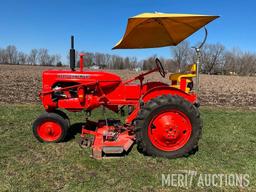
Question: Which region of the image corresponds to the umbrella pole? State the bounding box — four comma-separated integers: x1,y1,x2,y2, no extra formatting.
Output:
195,48,201,95
193,27,208,99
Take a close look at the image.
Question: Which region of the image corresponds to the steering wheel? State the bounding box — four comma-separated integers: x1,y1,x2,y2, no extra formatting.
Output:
155,58,166,78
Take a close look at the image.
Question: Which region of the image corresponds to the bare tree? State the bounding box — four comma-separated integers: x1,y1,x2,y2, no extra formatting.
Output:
95,52,105,66
48,54,61,66
28,49,38,65
54,54,61,66
111,55,124,69
123,57,130,69
38,48,50,66
0,48,8,64
171,41,193,72
5,45,18,64
128,57,137,70
104,54,112,68
240,52,256,76
161,57,175,73
18,52,28,64
201,43,225,74
48,55,55,66
142,55,157,70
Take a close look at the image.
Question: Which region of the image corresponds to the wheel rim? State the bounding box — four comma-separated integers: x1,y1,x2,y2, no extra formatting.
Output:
37,121,62,142
148,110,192,151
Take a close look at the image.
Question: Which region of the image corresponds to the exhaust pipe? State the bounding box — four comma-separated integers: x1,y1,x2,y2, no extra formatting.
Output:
70,36,76,71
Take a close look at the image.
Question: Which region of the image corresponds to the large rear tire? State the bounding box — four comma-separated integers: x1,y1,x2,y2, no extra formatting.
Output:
135,95,202,158
32,112,69,143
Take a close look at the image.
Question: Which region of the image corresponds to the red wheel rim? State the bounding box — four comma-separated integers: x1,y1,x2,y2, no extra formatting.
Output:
37,121,62,142
148,110,192,151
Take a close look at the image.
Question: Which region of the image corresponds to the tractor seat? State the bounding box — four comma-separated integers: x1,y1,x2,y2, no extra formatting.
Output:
169,64,196,93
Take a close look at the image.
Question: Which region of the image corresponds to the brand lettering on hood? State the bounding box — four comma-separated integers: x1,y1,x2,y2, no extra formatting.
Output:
57,74,90,79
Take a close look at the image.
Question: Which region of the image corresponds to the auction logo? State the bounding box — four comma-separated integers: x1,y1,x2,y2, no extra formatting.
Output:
161,170,249,188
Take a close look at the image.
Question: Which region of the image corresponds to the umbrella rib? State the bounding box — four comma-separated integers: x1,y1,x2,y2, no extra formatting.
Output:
156,17,201,45
154,18,176,45
165,17,207,43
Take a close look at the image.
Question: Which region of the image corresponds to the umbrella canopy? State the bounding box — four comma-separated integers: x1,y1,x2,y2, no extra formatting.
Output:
113,13,219,49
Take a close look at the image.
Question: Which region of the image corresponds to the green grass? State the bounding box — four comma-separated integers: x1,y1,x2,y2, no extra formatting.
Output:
0,104,255,192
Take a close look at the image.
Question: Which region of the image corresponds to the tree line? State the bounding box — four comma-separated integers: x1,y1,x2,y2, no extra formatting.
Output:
0,45,62,66
171,41,256,76
75,51,138,70
1,43,256,76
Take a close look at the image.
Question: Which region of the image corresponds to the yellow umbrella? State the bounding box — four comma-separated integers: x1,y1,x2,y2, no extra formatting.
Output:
113,13,219,49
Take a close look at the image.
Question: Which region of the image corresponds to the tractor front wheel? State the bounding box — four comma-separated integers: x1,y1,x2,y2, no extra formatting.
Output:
135,95,202,158
32,112,69,143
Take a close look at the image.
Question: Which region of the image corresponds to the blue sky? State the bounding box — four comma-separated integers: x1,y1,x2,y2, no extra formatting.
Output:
0,0,255,62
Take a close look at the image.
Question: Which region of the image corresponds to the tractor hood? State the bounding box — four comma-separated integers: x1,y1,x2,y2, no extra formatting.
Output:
42,70,121,90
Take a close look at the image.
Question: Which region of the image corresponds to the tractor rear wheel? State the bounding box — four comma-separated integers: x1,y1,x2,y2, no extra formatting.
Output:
32,112,69,143
135,95,202,158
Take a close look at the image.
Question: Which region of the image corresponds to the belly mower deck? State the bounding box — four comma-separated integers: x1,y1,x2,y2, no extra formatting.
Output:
79,119,135,159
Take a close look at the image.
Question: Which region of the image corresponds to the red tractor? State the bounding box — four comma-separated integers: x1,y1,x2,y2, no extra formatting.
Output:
33,13,218,159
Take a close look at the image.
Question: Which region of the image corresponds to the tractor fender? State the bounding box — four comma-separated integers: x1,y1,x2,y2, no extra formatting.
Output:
141,86,197,104
125,86,197,124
